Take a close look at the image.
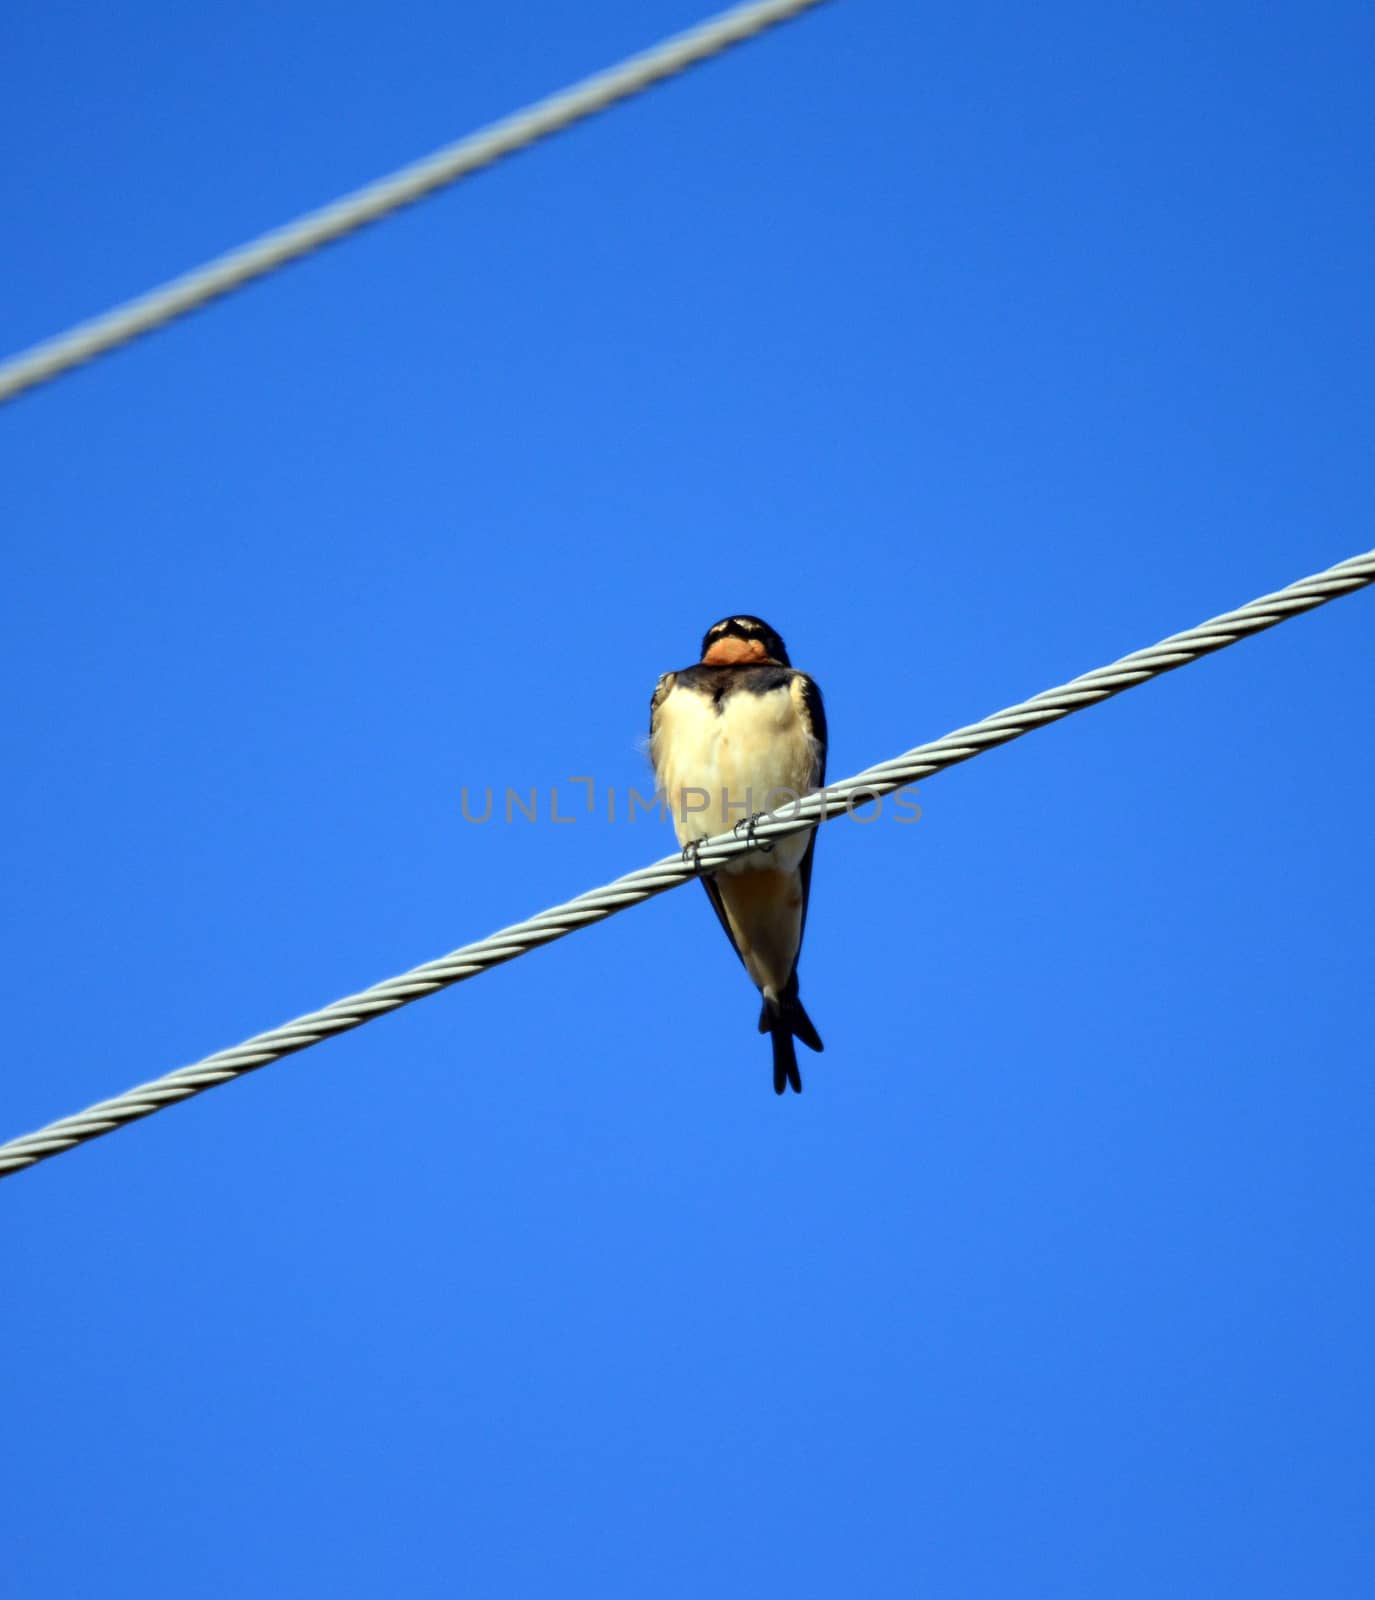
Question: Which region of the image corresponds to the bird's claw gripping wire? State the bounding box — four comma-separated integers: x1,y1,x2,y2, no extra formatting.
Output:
681,837,709,872
733,812,776,853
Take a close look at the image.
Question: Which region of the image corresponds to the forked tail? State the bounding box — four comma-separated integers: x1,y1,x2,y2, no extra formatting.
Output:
758,975,823,1096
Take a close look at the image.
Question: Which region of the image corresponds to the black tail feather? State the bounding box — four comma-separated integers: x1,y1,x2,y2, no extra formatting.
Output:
760,980,823,1095
770,1026,802,1096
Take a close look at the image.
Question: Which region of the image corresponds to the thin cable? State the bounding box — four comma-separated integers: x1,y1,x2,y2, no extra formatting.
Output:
0,0,832,407
2,547,1370,1181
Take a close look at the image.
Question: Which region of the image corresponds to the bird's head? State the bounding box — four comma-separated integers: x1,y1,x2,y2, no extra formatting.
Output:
699,615,791,667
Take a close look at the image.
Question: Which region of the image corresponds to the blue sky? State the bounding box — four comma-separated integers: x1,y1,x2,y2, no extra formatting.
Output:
3,1,1373,1594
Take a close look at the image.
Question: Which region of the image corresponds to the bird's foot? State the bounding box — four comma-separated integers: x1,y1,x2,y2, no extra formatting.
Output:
733,812,775,853
681,837,708,871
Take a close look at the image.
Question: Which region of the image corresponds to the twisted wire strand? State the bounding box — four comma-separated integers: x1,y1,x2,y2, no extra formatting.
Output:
0,0,833,407
1,547,1370,1179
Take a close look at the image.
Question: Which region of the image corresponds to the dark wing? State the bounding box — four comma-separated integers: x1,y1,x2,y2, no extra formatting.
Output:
648,670,743,956
648,671,675,738
796,671,828,787
647,670,676,801
699,875,745,968
792,673,828,970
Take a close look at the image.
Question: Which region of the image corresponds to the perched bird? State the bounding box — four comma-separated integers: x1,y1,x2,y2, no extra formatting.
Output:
650,616,827,1094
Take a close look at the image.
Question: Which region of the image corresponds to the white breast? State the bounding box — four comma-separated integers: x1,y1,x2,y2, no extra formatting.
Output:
652,680,820,873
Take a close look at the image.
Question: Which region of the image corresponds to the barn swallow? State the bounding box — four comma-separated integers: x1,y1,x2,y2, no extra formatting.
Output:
650,616,826,1094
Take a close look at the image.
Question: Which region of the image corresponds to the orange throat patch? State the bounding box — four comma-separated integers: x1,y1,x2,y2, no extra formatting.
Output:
701,636,773,665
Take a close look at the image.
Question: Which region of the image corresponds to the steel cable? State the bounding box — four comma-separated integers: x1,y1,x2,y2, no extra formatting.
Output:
0,0,833,406
1,546,1370,1179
